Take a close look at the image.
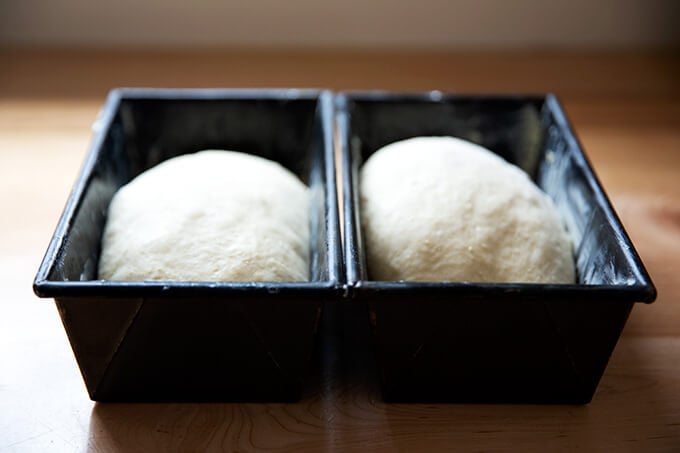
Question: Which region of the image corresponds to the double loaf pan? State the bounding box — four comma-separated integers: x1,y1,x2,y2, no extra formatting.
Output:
34,89,655,403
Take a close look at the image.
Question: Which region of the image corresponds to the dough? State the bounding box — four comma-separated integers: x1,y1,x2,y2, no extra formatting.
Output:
360,136,575,283
98,150,310,281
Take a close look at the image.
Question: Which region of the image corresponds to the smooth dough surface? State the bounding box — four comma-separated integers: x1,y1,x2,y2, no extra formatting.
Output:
98,150,310,281
360,136,575,283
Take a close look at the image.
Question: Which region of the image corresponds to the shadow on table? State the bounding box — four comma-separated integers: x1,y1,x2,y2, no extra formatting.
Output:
86,310,676,451
311,302,677,450
84,304,379,453
378,332,677,451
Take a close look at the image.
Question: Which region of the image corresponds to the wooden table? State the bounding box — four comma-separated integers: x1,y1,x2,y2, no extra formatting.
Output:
1,49,678,452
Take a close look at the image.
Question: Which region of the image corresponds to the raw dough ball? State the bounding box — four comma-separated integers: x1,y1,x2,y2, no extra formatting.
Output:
360,136,575,283
98,150,310,281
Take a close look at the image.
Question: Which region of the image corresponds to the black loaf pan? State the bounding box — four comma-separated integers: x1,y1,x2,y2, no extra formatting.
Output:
34,88,343,402
337,92,656,403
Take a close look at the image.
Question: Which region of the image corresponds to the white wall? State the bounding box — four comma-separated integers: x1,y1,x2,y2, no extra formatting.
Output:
1,0,677,49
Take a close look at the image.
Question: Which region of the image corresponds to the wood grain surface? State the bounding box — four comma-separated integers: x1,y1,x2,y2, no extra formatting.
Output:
0,49,678,452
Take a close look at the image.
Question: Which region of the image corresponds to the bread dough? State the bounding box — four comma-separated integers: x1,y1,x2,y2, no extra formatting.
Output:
360,136,575,283
98,150,310,281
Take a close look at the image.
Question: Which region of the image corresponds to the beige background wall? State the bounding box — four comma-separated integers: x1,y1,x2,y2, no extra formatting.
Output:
1,0,678,49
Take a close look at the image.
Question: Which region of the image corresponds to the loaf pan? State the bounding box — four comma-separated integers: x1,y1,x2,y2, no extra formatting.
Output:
34,88,343,402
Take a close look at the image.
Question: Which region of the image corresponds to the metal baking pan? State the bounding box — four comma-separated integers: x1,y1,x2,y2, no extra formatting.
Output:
337,91,656,403
34,88,343,402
